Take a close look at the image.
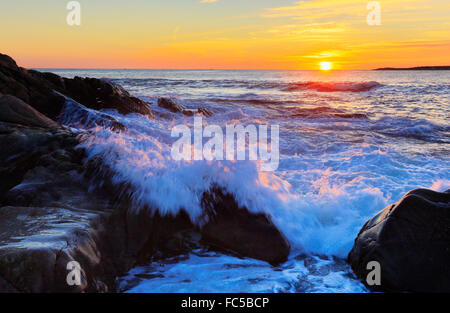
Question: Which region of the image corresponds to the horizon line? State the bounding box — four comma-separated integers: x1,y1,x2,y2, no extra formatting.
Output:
32,67,372,71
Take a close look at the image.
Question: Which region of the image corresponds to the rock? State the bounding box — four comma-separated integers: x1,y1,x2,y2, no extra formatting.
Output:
198,107,213,117
0,122,81,197
0,121,115,292
0,54,66,119
0,121,292,292
201,186,290,265
0,206,104,292
348,188,450,292
0,121,199,292
158,97,186,113
182,109,195,116
0,95,60,128
0,53,154,119
59,96,127,132
57,77,154,117
0,54,18,70
158,97,214,117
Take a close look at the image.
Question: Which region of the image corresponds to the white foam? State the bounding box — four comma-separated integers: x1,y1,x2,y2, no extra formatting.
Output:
59,98,448,257
119,250,368,293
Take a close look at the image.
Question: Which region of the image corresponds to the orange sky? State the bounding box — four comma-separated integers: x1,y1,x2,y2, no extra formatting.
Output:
1,0,449,69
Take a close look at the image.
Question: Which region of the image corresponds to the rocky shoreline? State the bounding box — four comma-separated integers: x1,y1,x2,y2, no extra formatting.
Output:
1,53,449,293
0,53,289,292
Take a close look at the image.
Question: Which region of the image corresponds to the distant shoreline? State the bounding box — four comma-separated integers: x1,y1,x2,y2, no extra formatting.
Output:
374,66,450,71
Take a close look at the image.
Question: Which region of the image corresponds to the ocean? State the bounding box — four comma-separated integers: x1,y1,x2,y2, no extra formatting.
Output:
45,69,450,292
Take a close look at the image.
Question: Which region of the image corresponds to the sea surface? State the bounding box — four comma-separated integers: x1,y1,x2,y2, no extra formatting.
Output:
45,69,450,293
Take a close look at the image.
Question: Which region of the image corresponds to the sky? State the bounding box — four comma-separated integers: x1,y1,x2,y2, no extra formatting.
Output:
1,0,449,69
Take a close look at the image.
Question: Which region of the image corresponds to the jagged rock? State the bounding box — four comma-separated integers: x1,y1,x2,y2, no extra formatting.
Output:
0,53,154,119
0,95,60,128
348,188,450,292
56,77,154,117
0,54,66,119
201,187,290,265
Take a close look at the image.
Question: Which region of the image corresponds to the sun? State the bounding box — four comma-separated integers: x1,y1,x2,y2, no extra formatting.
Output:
319,62,333,71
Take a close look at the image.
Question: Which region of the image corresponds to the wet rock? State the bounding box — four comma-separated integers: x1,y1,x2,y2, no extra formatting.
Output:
0,122,112,292
182,109,195,116
0,122,81,198
58,77,154,117
348,188,450,292
0,53,154,119
158,97,213,117
158,97,186,113
0,122,292,291
59,96,127,132
197,107,213,117
0,95,60,129
201,186,290,265
0,206,101,292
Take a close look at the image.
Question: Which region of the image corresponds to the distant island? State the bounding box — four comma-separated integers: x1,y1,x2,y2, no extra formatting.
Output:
374,66,450,71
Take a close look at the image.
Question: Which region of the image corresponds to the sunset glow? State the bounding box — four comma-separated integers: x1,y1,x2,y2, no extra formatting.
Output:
1,0,450,69
319,62,333,71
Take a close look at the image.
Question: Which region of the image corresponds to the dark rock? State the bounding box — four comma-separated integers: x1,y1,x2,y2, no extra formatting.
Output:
198,107,213,117
0,206,103,292
0,121,198,292
0,54,18,70
0,121,115,292
0,53,154,119
0,123,68,197
158,97,186,113
158,97,213,117
201,186,290,265
348,188,450,292
57,77,154,117
182,109,195,116
0,95,60,128
0,54,66,119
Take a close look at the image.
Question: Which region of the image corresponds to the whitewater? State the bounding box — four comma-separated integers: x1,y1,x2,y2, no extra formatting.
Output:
49,68,450,293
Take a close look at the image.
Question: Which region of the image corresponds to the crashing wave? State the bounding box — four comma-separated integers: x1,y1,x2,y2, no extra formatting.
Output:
283,81,382,92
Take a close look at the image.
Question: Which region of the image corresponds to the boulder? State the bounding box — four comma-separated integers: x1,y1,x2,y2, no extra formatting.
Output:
0,95,60,128
201,187,290,265
348,188,450,292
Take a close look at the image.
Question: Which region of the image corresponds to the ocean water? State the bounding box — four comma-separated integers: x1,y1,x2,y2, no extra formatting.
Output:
48,69,450,293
